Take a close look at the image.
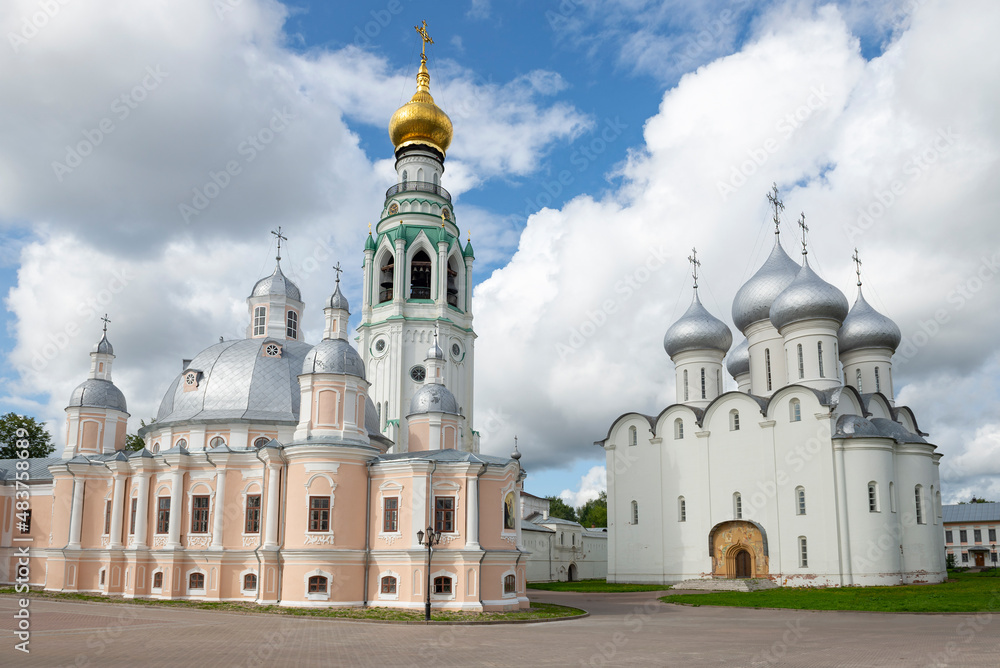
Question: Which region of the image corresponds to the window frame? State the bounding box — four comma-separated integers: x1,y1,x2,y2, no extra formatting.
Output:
152,571,163,590
974,529,982,543
674,418,684,440
799,536,808,568
868,482,880,513
308,575,328,594
253,305,267,337
433,575,453,595
796,343,804,379
244,494,261,534
765,348,772,392
434,496,455,533
129,498,137,535
945,530,953,544
960,529,968,543
243,573,258,592
156,497,170,535
730,409,740,431
796,486,806,516
790,398,801,422
190,495,210,534
678,496,686,522
630,499,639,525
734,492,743,520
104,499,112,535
308,496,331,533
817,341,825,378
381,575,397,594
503,573,516,595
915,485,925,525
383,496,399,533
286,309,298,339
188,572,206,591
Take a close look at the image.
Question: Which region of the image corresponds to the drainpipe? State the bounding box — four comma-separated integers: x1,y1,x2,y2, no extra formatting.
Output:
363,460,373,607
276,450,288,605
474,462,487,606
253,447,267,605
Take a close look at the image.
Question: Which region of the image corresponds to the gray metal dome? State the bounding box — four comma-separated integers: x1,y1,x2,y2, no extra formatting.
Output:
326,282,349,311
726,338,750,378
732,237,800,333
769,259,849,331
302,338,365,378
834,414,881,439
92,334,114,355
663,291,732,357
68,378,127,412
427,341,445,360
838,288,901,353
156,338,312,425
251,264,302,302
408,383,459,415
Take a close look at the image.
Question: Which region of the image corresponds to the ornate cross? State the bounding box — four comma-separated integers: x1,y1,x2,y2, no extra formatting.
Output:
101,313,111,333
852,248,863,286
798,213,809,256
271,226,287,262
415,20,434,62
767,183,784,235
688,247,701,289
333,261,343,284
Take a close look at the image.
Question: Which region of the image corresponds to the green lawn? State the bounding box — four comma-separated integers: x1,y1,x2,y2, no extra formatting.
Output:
529,579,671,593
666,571,1000,613
0,588,583,622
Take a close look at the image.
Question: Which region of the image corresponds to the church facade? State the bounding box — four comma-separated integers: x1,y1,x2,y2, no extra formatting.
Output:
0,36,529,611
599,198,947,587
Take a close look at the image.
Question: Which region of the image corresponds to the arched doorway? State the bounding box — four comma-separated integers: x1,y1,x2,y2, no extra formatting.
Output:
567,564,578,582
734,549,751,578
708,520,770,579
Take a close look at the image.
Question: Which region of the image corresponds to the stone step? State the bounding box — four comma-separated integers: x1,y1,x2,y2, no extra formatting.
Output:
673,578,780,592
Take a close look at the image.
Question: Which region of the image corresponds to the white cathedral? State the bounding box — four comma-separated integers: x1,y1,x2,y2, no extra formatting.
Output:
600,193,947,587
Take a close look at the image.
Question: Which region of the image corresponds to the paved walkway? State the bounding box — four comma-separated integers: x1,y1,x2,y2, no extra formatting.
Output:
2,590,998,666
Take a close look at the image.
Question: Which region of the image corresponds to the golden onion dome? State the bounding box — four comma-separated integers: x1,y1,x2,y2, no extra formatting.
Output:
388,58,453,156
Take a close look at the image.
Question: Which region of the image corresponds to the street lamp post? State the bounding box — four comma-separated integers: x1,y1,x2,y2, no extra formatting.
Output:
416,525,441,621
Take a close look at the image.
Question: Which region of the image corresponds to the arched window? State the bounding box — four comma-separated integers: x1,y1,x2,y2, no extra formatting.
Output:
683,369,689,401
930,485,937,524
209,436,226,449
875,367,881,393
243,573,257,591
504,574,516,594
152,442,160,453
152,572,163,589
716,369,722,395
189,572,205,590
433,171,440,187
409,250,432,299
678,496,686,522
817,341,825,378
700,368,706,399
796,344,804,379
630,500,639,525
446,256,460,307
381,576,397,594
253,436,269,449
308,576,328,593
796,486,806,515
868,482,879,512
433,576,452,594
286,310,298,339
730,409,740,431
401,170,408,187
889,482,896,513
378,250,395,303
856,369,863,393
914,485,924,524
789,399,801,422
628,426,637,447
733,492,743,519
765,348,772,391
175,438,188,449
253,305,267,336
674,418,684,440
936,490,942,520
798,536,808,567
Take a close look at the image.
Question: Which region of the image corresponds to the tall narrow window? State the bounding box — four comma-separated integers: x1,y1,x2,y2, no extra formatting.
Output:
796,486,806,515
868,482,879,512
630,500,639,525
914,485,924,524
435,497,455,533
678,496,686,522
309,496,330,532
765,349,772,391
286,310,298,339
378,251,395,303
191,495,210,533
383,497,399,532
797,344,804,379
889,482,896,512
817,341,825,378
734,492,742,520
674,418,684,440
253,305,266,336
245,495,261,533
504,574,516,594
700,368,706,399
153,572,163,589
799,536,808,567
628,426,637,446
856,369,863,393
104,500,112,535
156,498,170,534
683,370,689,401
730,409,740,431
401,170,408,187
717,369,722,395
129,498,137,535
789,398,801,422
875,367,881,393
409,250,432,299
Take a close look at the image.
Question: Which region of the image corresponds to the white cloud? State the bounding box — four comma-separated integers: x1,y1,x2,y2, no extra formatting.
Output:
467,0,491,21
560,465,607,508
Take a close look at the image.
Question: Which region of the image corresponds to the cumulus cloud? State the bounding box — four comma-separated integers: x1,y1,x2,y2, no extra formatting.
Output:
560,465,607,508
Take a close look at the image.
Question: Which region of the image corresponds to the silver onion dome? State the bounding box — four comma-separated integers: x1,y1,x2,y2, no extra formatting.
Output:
68,378,127,412
326,282,349,311
427,340,445,360
838,288,901,353
92,333,114,355
663,291,732,357
726,338,750,378
769,259,849,331
409,383,460,415
302,338,365,378
732,238,800,333
251,264,302,302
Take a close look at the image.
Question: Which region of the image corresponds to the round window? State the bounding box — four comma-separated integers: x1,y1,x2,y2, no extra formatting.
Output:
451,343,461,357
410,365,426,382
375,339,386,353
185,372,196,385
265,343,280,357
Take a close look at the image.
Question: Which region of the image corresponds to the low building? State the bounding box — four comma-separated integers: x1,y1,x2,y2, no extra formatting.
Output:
519,494,607,582
943,503,999,568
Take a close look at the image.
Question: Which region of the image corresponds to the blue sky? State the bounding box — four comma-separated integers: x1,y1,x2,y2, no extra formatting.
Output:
2,0,999,506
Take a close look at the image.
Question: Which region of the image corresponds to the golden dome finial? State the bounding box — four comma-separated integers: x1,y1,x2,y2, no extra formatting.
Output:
388,20,453,157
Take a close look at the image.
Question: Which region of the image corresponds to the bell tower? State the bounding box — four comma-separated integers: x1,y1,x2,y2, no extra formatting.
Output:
359,22,477,453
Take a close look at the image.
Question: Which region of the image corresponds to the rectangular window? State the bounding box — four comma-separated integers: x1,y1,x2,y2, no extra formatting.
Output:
129,498,137,535
991,529,997,542
797,344,804,379
765,349,772,392
817,341,825,378
286,310,298,339
799,536,808,568
253,306,266,336
104,499,112,535
381,576,397,594
960,529,968,543
383,497,399,533
435,497,455,533
156,498,170,534
700,367,706,399
945,530,953,544
974,529,982,543
191,495,210,534
962,552,968,563
434,576,452,594
245,495,261,533
309,496,330,532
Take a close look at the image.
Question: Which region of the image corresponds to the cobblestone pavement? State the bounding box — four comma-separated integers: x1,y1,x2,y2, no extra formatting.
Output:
3,589,999,667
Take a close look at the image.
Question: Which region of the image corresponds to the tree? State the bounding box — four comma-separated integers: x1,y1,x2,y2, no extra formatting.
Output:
0,413,55,459
577,491,608,528
545,495,577,522
124,418,156,452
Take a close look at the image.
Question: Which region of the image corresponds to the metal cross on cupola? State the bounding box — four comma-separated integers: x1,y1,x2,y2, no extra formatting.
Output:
688,247,701,289
767,183,785,235
101,313,111,333
852,248,863,287
798,213,809,256
271,226,287,263
333,261,343,284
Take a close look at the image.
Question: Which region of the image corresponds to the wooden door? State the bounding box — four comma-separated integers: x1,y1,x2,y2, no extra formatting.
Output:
735,550,751,578
975,552,986,567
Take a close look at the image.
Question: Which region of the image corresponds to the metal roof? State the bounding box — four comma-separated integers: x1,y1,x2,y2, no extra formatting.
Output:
0,457,63,482
943,503,1000,523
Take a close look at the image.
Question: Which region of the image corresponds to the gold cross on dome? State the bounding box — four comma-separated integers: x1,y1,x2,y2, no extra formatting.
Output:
687,248,701,289
415,20,434,61
852,248,863,286
767,183,784,235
